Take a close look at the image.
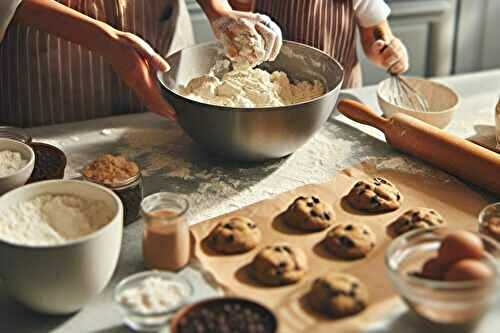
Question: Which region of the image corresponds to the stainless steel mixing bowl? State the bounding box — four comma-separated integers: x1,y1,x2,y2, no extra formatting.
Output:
157,41,344,161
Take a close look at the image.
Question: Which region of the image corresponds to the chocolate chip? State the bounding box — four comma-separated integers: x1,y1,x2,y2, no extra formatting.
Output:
339,235,355,247
355,181,364,187
352,282,359,289
363,230,369,235
306,202,314,207
282,246,292,253
312,196,320,203
396,193,401,201
373,181,381,186
374,177,388,184
223,223,234,230
310,210,319,217
345,224,353,231
429,210,436,215
371,196,380,206
324,213,331,220
226,235,234,243
297,196,306,201
247,223,256,229
278,262,287,268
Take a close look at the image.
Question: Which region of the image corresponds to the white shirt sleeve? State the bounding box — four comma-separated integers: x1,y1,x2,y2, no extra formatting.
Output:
353,0,391,27
0,0,23,42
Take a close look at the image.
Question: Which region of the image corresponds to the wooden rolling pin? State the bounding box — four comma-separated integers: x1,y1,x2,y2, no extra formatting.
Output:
337,99,500,196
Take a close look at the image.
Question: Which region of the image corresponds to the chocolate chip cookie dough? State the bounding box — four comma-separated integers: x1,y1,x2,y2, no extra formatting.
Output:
386,208,445,238
208,216,262,254
282,195,335,231
346,177,402,212
324,223,376,259
251,243,308,286
308,272,369,318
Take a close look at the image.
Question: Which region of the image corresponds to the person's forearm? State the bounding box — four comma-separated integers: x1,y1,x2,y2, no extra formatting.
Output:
196,0,232,21
13,0,118,59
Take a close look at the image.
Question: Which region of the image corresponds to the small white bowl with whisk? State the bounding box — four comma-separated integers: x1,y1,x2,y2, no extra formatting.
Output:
377,77,460,129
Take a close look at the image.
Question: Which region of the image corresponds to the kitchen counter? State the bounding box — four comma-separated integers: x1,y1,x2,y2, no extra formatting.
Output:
1,70,499,332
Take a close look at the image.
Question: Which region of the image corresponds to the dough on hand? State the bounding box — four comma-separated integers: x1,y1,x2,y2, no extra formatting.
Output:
308,272,369,318
251,243,308,286
283,195,335,231
345,177,402,213
207,216,261,254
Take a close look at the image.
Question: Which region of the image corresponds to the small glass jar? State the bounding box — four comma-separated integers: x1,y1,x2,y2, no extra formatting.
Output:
83,156,144,225
141,193,190,271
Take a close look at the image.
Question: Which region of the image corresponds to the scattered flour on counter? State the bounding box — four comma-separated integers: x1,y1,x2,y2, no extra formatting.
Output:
118,277,189,314
0,194,114,246
365,156,456,182
0,150,28,177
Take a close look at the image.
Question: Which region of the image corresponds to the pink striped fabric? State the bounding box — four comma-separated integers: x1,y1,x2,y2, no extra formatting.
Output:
254,0,361,88
0,0,193,127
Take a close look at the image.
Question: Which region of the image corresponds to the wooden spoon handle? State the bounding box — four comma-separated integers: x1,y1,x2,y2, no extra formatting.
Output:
336,99,389,133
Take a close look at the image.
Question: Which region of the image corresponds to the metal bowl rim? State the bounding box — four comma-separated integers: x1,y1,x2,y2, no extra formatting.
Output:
157,40,344,112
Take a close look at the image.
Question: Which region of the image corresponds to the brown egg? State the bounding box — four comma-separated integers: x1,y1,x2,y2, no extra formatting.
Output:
444,259,493,282
421,257,448,280
438,230,484,265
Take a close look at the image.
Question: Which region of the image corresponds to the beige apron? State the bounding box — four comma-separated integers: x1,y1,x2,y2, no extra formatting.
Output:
0,0,194,127
254,0,361,88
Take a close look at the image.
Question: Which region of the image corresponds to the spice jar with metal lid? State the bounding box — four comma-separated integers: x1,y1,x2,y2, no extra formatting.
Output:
83,154,143,225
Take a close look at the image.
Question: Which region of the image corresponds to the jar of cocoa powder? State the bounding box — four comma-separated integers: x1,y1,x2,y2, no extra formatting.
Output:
83,154,143,225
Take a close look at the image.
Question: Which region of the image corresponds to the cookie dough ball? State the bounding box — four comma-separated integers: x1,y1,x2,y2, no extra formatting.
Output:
208,216,261,254
283,195,335,231
324,223,376,259
251,243,308,286
308,272,369,318
386,208,445,239
345,177,402,213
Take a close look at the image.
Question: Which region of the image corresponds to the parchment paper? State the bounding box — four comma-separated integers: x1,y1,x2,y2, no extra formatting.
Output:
190,160,489,332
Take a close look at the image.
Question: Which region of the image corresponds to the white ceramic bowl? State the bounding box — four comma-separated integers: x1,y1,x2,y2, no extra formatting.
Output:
377,77,460,129
0,180,123,314
0,138,35,194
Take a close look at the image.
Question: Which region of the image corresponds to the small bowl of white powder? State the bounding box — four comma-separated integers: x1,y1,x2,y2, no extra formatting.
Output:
114,271,193,332
0,179,123,314
0,138,35,194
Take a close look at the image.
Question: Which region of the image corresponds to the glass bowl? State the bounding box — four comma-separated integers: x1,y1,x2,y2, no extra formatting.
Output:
385,228,500,326
114,271,193,332
479,202,500,242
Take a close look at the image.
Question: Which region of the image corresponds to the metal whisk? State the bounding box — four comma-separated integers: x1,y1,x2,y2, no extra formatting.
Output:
374,28,430,112
386,74,430,112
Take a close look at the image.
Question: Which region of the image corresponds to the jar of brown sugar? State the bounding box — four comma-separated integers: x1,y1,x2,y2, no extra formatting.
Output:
83,154,143,225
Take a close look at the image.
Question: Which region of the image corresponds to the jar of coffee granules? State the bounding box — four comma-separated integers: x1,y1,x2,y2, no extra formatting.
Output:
83,154,143,225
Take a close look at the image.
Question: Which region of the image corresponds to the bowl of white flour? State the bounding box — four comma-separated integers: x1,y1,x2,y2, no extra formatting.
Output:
157,41,344,161
0,138,35,194
0,180,123,314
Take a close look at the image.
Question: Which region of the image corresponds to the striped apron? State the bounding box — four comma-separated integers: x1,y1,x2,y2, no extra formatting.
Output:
254,0,361,88
0,0,194,127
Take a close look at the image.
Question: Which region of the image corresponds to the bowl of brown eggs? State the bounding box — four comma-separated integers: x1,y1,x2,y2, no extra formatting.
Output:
385,228,500,326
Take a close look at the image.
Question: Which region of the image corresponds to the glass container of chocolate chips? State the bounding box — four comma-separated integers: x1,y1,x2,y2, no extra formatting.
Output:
83,155,143,225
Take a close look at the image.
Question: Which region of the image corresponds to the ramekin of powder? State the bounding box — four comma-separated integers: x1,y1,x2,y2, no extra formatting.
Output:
0,150,28,177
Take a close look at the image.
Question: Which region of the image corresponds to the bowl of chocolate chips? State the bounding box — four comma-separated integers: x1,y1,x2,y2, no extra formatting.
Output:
171,297,277,333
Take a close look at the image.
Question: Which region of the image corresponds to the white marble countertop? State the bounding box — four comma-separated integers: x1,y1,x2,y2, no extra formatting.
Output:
1,70,499,332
